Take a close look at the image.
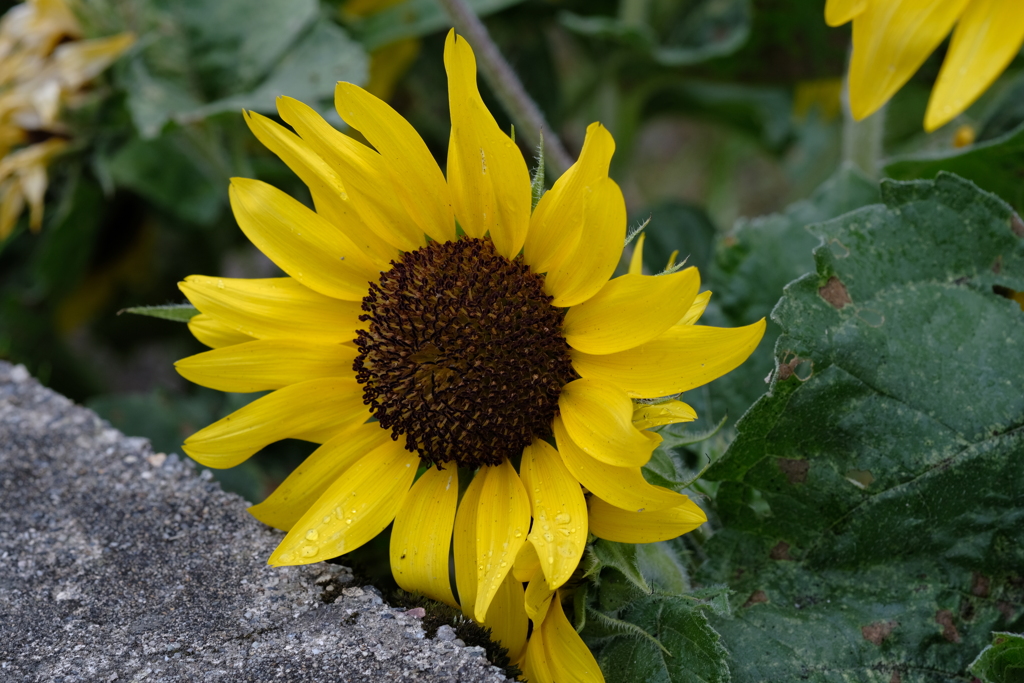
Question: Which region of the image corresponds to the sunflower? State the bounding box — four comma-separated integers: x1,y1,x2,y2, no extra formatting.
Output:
826,0,1024,132
176,30,764,673
0,0,133,239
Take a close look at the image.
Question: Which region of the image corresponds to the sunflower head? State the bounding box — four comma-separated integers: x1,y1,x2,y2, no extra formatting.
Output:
175,29,765,681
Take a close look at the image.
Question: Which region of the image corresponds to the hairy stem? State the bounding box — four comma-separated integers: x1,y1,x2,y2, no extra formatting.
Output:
436,0,574,177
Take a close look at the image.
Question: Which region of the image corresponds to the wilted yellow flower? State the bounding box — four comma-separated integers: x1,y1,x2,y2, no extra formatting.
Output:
174,31,763,677
0,0,133,239
826,0,1024,131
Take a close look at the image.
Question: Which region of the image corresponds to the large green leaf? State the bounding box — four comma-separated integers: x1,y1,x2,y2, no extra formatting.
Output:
697,163,879,426
700,173,1024,681
885,121,1024,216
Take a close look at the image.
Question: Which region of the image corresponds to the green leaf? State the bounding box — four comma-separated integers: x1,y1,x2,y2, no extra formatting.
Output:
120,303,198,322
590,594,731,683
970,632,1024,683
350,0,527,51
701,172,1024,681
115,0,367,137
697,163,880,427
885,120,1024,216
590,540,651,596
560,0,751,67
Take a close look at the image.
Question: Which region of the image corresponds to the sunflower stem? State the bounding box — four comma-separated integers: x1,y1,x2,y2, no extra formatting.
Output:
840,46,885,178
437,0,574,177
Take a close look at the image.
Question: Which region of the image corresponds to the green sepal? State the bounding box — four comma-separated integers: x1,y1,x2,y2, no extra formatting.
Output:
120,303,199,322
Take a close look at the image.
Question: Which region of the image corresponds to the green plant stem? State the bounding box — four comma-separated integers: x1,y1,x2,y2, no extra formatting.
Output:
436,0,574,177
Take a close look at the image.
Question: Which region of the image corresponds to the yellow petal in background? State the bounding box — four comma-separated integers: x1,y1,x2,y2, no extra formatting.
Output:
825,0,867,27
631,399,698,431
454,467,485,617
175,339,357,393
564,268,700,355
182,377,368,469
276,96,425,252
335,82,455,244
249,422,392,531
571,319,767,399
521,440,588,590
554,416,685,512
925,0,1024,131
679,290,712,325
522,623,554,683
524,572,555,622
390,464,458,608
513,537,541,583
558,378,660,467
187,314,256,349
588,494,706,543
269,440,419,566
541,594,606,683
848,0,969,121
627,232,645,275
473,459,530,622
444,31,531,259
544,177,627,308
180,276,364,345
485,572,528,663
524,122,615,274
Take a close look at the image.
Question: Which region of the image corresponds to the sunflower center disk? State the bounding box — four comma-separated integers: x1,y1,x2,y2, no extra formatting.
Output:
354,238,576,467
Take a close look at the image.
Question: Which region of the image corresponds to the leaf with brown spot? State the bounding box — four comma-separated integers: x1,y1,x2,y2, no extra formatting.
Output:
818,276,851,309
935,609,962,643
776,458,809,484
861,620,897,645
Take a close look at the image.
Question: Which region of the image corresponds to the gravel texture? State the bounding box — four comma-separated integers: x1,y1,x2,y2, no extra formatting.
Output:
0,361,511,682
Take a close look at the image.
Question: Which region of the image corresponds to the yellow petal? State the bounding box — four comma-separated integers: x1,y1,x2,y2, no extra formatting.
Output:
236,117,397,267
679,290,711,325
563,268,700,355
571,319,767,399
631,399,698,431
825,0,867,26
473,459,530,622
544,177,626,307
228,177,381,300
187,314,255,349
524,122,615,275
848,0,969,121
485,571,528,663
335,82,455,244
925,0,1024,131
268,440,419,566
525,573,555,622
522,627,554,683
628,232,645,275
444,31,531,259
554,416,685,512
513,537,541,583
180,276,364,345
541,594,605,683
520,439,588,590
390,464,458,607
182,378,369,469
249,422,392,531
558,378,660,467
588,494,706,543
453,467,486,617
276,96,425,252
175,339,357,393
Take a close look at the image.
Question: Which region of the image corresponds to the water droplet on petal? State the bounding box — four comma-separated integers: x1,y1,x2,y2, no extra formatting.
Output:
301,545,318,558
513,529,523,538
544,533,554,542
305,529,319,541
322,516,331,524
345,518,353,525
555,513,571,524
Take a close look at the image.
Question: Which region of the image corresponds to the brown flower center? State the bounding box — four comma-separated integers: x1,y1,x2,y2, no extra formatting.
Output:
353,238,576,467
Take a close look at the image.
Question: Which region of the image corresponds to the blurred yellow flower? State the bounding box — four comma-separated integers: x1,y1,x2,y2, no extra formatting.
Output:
826,0,1024,131
0,0,133,239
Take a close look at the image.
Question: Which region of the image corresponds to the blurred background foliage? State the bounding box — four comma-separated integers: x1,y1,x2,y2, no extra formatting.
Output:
2,0,1023,679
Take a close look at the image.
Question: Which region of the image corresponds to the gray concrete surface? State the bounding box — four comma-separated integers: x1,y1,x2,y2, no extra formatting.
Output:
0,361,511,682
